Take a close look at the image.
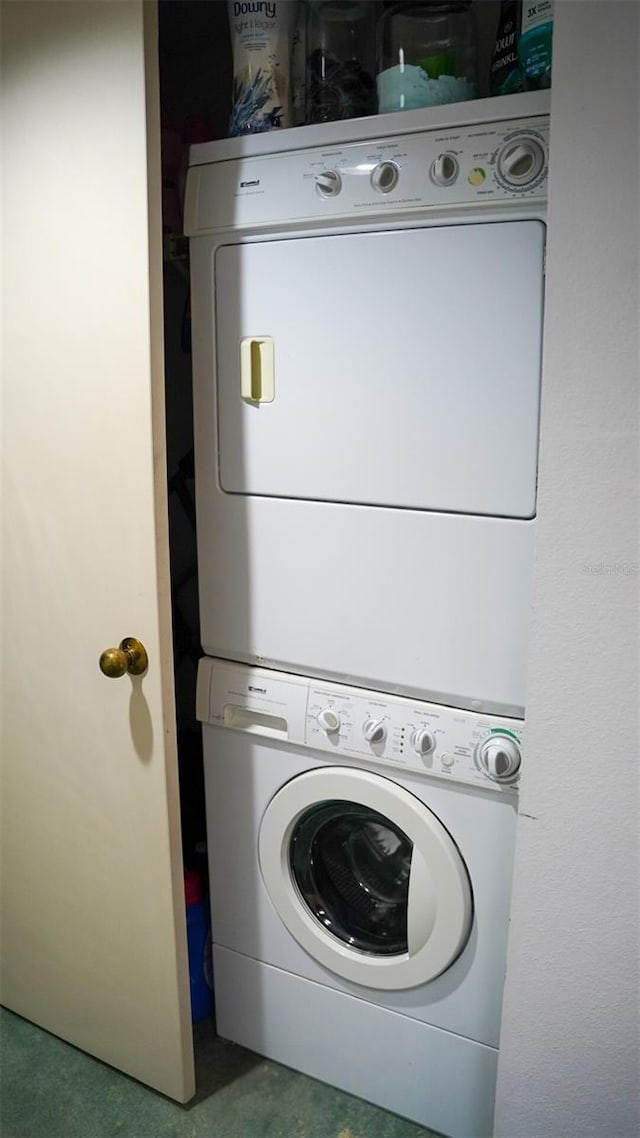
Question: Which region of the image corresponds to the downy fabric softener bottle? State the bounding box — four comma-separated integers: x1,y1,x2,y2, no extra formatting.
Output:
228,1,298,136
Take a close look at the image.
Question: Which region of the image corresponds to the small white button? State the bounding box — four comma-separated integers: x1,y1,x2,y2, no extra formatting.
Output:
441,753,455,768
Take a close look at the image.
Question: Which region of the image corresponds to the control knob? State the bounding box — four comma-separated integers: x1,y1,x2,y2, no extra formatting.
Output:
315,170,342,197
317,708,341,734
430,153,459,186
477,734,521,782
370,162,399,194
363,717,387,745
411,728,436,756
496,138,546,188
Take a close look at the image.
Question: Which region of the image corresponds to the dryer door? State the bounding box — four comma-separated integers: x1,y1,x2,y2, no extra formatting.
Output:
215,221,545,519
259,767,472,990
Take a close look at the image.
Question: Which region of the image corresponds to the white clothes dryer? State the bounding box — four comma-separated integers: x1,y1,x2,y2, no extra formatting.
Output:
197,657,523,1138
185,98,549,719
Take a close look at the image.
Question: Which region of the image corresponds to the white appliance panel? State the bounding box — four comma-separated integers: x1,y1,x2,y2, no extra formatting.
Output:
216,221,544,519
197,656,524,795
213,945,498,1138
185,105,550,232
193,482,535,716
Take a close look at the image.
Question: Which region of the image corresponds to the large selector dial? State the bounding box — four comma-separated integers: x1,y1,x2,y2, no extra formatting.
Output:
476,734,522,782
496,137,546,188
315,169,342,197
363,717,387,745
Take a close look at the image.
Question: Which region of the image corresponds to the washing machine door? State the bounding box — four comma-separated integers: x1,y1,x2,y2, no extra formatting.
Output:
259,767,472,990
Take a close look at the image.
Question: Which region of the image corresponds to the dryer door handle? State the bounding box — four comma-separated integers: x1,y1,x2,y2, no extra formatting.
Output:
407,846,437,955
240,337,275,403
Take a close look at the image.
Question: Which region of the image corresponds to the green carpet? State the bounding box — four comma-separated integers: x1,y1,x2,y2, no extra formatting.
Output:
0,1008,437,1138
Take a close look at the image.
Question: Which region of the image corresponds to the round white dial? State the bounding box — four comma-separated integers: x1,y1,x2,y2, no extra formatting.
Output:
496,138,545,187
315,170,342,197
370,162,399,194
317,708,341,734
363,717,387,745
477,735,521,782
411,728,436,756
430,153,459,186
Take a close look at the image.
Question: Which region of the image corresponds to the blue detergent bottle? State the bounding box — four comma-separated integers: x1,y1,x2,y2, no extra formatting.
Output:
519,0,553,89
184,868,213,1022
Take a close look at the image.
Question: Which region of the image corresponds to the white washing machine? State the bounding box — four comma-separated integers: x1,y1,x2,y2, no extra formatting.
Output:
185,98,549,719
197,657,523,1138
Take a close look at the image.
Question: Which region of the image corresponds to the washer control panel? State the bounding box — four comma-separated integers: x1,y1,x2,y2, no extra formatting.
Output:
198,658,523,795
187,116,548,235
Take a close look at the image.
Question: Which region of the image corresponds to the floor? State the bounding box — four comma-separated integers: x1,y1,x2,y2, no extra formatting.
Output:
0,1007,438,1138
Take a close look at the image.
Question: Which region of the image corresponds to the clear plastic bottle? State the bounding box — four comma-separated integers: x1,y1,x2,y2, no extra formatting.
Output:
305,0,377,123
377,1,477,114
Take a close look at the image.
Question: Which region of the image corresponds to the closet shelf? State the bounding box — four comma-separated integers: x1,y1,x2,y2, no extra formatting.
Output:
189,90,551,168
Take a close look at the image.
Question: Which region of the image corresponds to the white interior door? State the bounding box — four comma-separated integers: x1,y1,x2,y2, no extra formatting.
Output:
1,1,194,1101
216,222,545,519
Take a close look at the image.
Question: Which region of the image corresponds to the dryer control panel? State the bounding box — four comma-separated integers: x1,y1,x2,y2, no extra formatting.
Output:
185,115,549,235
197,658,523,795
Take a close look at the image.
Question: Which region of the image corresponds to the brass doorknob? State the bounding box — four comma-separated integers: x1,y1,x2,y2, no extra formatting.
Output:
99,637,148,678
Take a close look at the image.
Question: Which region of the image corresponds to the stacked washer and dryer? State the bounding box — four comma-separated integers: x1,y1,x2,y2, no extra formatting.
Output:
185,92,549,1138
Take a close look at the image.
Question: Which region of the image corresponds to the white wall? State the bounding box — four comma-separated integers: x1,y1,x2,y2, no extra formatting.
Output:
495,3,639,1136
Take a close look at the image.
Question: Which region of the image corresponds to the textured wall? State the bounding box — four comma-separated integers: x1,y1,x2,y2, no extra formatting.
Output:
494,3,639,1136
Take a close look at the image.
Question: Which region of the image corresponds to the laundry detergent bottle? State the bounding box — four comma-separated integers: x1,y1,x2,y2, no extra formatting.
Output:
519,0,553,89
490,0,524,96
228,0,298,136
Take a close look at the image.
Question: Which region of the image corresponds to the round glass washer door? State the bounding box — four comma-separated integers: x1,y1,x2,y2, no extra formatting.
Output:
259,767,472,991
